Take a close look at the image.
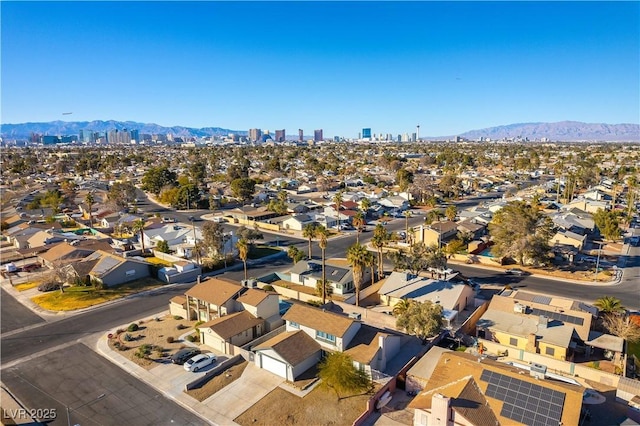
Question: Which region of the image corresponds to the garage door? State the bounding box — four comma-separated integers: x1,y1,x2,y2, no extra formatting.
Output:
260,354,287,378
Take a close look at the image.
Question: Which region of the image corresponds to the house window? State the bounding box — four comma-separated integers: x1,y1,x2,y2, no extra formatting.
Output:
509,337,518,346
290,321,299,329
316,330,336,344
545,347,555,356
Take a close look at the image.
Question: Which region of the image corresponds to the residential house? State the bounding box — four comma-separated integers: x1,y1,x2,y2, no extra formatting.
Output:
409,351,584,426
378,271,475,325
456,220,486,241
38,241,110,267
197,311,265,354
289,259,372,296
253,330,322,381
178,277,245,322
142,223,202,253
234,288,282,330
565,199,609,214
412,221,459,248
282,214,316,231
63,250,150,287
550,230,587,251
475,290,624,365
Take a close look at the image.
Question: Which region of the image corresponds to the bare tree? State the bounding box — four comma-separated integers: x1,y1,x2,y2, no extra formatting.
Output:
603,315,640,343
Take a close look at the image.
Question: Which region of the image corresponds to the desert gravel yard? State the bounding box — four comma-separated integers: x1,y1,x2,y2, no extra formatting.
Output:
235,385,377,426
108,314,200,370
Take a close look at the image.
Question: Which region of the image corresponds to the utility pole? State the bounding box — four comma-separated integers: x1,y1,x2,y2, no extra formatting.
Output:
594,241,602,281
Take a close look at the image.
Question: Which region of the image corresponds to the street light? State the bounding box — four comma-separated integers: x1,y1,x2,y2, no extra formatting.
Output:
67,393,105,426
594,241,603,281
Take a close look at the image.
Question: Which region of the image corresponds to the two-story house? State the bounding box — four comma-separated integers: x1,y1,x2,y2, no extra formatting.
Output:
288,259,372,296
412,221,459,248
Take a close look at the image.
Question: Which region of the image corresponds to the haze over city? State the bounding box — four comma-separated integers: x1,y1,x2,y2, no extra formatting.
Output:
2,1,639,138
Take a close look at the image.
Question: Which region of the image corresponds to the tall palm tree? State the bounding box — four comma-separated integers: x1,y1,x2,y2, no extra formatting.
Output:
347,243,368,307
132,218,146,254
237,238,249,281
364,250,376,287
317,225,330,304
594,296,626,316
333,190,344,228
352,212,365,244
372,224,389,279
360,198,372,218
302,223,317,259
85,191,95,229
392,298,415,317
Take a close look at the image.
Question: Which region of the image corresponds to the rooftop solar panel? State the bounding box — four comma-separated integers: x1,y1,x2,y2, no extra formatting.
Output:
532,295,552,305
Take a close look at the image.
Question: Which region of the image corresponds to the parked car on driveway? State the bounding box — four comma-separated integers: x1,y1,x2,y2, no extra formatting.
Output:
184,353,217,372
170,348,201,365
505,268,528,276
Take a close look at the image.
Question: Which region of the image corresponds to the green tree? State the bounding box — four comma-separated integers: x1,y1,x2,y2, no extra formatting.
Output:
396,168,414,193
287,245,306,264
444,239,465,259
360,198,372,217
302,223,318,259
445,205,457,222
108,182,137,209
142,166,177,196
333,190,344,227
352,212,365,244
85,191,95,228
593,209,621,242
395,300,444,342
132,218,147,254
189,161,207,187
371,224,390,279
594,296,626,316
317,225,330,304
155,240,170,253
347,243,369,307
390,243,446,275
237,238,249,281
488,201,553,266
318,352,371,401
231,178,256,204
392,298,415,317
202,221,225,259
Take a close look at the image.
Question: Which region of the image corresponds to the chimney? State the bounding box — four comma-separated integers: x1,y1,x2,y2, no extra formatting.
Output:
431,393,451,425
538,315,549,329
525,333,538,353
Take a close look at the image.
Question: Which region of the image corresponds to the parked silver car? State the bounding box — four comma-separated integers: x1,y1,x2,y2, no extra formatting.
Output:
184,353,217,372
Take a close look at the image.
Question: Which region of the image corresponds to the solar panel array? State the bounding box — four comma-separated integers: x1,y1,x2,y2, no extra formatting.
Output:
532,295,552,305
480,369,565,426
529,307,584,326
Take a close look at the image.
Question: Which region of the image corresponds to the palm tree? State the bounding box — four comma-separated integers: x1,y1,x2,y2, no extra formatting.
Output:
403,210,411,243
317,225,330,304
594,296,626,316
371,224,389,279
132,218,146,254
85,191,95,229
352,212,365,244
360,198,372,218
333,190,344,228
364,250,376,287
237,238,249,281
302,223,318,259
347,243,368,307
392,298,415,317
445,205,457,222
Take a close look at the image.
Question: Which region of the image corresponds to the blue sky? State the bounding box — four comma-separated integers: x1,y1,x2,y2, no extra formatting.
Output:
2,1,639,137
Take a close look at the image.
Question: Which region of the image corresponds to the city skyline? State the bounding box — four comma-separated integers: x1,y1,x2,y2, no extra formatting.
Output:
2,1,639,138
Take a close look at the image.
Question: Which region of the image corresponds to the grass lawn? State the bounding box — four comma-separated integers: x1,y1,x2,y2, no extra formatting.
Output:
14,281,42,292
235,385,376,426
31,277,163,311
248,245,281,260
185,360,248,401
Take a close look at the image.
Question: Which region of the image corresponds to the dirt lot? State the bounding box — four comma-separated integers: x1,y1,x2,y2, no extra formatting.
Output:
107,314,200,370
235,385,377,426
185,359,248,401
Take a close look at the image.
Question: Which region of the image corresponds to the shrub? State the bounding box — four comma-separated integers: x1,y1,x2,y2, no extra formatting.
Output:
127,323,139,332
138,320,145,325
135,344,152,358
154,345,165,355
123,333,133,342
166,336,175,343
262,285,275,291
173,315,183,320
116,328,125,335
185,335,196,342
176,324,187,330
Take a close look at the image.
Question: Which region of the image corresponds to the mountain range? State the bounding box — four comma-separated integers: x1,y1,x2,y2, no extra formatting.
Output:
1,120,639,142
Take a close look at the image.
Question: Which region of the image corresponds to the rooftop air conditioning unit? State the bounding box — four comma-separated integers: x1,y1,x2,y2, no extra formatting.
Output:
514,303,526,314
348,312,362,320
530,363,547,379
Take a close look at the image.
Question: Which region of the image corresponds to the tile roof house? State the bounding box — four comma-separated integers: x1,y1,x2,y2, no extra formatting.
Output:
38,241,98,267
197,311,265,354
253,330,322,381
181,277,245,322
412,221,459,247
550,229,587,251
409,351,584,426
64,250,150,287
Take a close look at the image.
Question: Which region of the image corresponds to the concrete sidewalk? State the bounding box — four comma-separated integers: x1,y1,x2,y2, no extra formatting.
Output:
95,317,285,426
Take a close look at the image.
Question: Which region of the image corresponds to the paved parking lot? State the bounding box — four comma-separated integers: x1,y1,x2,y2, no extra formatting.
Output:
1,343,206,425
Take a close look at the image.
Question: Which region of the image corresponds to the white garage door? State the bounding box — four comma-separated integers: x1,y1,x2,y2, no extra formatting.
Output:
261,354,287,378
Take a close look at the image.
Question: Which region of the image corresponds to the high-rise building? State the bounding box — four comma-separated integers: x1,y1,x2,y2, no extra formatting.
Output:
411,133,417,142
130,129,140,143
249,128,262,142
314,129,323,142
362,128,372,139
298,129,304,142
275,129,285,142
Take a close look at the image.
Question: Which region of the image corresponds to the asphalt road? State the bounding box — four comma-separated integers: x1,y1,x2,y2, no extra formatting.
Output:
2,343,205,426
1,287,44,334
1,285,186,365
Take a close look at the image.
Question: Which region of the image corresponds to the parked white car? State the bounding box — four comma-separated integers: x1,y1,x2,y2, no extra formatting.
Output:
184,353,217,372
